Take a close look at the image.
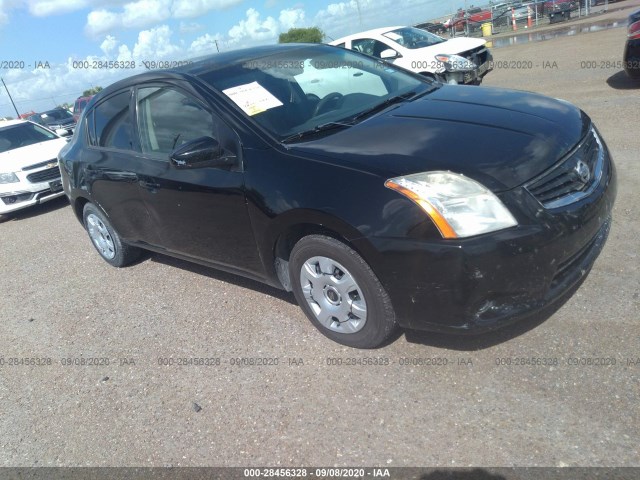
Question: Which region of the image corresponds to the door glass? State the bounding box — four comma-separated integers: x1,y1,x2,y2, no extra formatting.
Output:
137,87,214,157
94,90,133,150
351,38,391,58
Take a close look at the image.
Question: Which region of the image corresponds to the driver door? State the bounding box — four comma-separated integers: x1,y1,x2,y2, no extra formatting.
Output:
133,83,263,274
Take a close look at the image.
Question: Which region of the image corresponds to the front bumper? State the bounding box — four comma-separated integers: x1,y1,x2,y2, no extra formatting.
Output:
443,51,493,85
356,136,616,333
0,170,64,214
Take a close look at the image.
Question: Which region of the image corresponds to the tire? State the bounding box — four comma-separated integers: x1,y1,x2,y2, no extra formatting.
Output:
82,203,141,267
289,235,398,348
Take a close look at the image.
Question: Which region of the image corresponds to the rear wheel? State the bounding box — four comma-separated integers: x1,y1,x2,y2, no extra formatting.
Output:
83,203,141,267
289,235,398,348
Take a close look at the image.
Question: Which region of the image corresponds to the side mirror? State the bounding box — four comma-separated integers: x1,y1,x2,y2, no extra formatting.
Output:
380,49,401,60
170,136,237,169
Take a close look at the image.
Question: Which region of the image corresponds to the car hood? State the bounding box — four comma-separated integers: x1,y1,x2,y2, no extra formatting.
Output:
290,85,591,192
420,37,486,55
0,138,68,172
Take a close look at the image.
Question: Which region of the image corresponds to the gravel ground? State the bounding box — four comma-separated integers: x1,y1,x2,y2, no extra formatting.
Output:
1,9,639,469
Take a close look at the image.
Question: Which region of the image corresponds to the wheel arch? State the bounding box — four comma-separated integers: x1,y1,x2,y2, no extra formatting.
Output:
72,195,91,224
263,210,379,291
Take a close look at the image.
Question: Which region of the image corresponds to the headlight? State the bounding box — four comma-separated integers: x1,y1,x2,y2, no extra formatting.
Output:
435,54,475,72
385,171,517,239
0,172,19,184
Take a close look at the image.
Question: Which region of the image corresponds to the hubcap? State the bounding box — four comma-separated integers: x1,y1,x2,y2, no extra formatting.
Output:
299,256,367,334
86,213,116,260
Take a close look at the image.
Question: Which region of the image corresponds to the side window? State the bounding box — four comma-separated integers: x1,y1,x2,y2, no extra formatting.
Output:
352,38,391,58
94,90,133,150
136,86,215,157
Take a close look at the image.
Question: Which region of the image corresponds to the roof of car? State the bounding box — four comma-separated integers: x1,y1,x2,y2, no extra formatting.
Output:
0,119,26,128
98,43,339,99
330,26,405,44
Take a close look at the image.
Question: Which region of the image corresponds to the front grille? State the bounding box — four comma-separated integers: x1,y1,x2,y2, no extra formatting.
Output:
26,167,60,183
461,46,489,66
22,158,58,171
526,127,604,209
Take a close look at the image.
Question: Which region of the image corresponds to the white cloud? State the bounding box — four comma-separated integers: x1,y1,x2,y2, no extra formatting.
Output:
116,43,133,61
189,32,223,55
227,6,308,46
170,0,242,18
86,0,172,36
228,7,278,45
100,34,118,55
83,0,244,36
86,9,119,36
131,24,180,59
1,23,186,115
27,0,89,16
278,7,304,31
122,0,171,28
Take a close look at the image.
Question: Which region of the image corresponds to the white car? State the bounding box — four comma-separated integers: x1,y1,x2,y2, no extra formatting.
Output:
331,26,493,85
0,120,68,215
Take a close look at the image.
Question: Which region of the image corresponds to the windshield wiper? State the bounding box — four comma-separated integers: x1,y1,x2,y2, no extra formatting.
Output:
351,90,423,123
281,121,353,144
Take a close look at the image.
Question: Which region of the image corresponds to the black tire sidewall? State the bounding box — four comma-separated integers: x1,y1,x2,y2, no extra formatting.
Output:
82,203,133,267
289,235,396,349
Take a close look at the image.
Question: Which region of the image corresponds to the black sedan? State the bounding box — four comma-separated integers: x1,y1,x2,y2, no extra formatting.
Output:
624,8,640,79
59,44,616,348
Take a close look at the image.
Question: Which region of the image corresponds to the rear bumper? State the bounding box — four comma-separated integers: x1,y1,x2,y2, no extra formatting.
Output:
624,39,640,79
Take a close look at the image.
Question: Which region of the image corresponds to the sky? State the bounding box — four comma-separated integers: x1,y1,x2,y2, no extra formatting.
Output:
0,0,463,117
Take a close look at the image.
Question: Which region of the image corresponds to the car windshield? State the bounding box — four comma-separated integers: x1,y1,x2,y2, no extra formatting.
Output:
0,123,58,153
382,27,446,49
199,45,434,141
40,109,73,124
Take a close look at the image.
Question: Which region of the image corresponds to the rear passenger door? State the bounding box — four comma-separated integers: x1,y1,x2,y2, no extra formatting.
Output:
84,88,160,246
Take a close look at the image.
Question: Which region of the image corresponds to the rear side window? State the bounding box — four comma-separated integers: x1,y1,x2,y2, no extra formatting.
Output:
136,86,214,157
93,90,133,150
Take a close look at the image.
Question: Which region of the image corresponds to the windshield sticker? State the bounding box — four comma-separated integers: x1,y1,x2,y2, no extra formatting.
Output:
384,32,402,41
222,81,283,116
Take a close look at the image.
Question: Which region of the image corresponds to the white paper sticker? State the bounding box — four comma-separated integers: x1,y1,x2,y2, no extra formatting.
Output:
385,32,402,41
222,81,283,116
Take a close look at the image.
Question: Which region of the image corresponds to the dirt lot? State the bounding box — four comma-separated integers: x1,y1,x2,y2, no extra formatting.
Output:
1,8,639,470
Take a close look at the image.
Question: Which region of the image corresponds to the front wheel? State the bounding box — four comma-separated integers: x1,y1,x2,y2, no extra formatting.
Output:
83,203,141,267
289,235,398,348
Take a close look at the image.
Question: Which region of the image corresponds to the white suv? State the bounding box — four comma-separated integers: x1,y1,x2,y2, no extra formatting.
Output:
0,120,69,215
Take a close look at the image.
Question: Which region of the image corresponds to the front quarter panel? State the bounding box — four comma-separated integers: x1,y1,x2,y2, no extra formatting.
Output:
242,146,439,284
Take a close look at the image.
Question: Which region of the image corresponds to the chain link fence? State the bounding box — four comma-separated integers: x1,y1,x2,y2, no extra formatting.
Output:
415,0,618,38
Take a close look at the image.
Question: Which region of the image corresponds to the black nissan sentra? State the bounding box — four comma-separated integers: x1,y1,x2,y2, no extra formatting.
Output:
59,43,616,348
